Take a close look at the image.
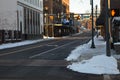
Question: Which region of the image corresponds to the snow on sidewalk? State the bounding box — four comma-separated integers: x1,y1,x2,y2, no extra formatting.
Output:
67,55,120,74
66,36,106,61
66,36,120,75
0,40,43,50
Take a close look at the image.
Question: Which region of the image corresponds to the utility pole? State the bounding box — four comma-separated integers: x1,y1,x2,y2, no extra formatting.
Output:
90,0,95,48
105,0,111,56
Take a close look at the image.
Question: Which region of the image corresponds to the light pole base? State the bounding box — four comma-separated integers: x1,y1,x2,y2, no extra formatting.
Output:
91,43,96,48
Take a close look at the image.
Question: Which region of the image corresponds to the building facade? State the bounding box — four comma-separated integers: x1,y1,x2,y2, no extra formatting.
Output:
43,0,69,14
62,0,69,14
0,0,43,43
43,0,70,37
43,0,69,24
98,0,120,25
97,0,120,42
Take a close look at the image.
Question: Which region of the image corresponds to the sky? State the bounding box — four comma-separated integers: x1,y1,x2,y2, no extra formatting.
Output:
70,0,100,14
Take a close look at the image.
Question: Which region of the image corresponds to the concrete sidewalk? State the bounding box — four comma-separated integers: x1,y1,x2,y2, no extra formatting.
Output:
78,36,106,61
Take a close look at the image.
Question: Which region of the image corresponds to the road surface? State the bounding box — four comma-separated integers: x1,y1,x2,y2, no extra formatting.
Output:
0,32,104,80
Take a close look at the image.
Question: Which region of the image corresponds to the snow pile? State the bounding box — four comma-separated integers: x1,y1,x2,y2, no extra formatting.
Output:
66,43,90,61
0,39,46,50
66,36,120,74
67,55,120,75
66,36,106,61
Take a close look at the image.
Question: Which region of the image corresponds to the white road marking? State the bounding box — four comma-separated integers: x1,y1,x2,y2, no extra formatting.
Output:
29,41,77,59
0,41,60,57
0,45,43,57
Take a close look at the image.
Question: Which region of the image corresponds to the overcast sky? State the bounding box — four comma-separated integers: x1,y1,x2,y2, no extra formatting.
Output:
70,0,100,14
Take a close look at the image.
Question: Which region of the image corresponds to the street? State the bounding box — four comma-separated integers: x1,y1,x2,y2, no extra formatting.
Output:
0,0,120,80
0,32,103,80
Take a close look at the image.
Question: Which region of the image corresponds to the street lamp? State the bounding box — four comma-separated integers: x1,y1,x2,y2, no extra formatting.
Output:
90,0,95,48
105,0,111,56
96,5,99,38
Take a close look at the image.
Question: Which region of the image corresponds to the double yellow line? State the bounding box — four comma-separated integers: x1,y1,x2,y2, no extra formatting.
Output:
0,40,61,57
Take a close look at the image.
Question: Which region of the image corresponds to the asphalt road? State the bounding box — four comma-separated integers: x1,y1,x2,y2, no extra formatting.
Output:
0,32,104,80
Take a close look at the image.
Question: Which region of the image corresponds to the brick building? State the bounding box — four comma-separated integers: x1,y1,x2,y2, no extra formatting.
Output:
43,0,69,24
62,0,69,14
43,0,70,37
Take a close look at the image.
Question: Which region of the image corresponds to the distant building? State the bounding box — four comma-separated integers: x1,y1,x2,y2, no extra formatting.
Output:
0,0,43,42
43,0,69,24
43,0,70,37
62,0,69,14
43,0,69,14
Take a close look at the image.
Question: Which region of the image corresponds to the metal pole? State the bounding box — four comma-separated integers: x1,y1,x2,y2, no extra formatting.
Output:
96,5,98,19
105,0,111,56
91,0,95,48
96,5,98,38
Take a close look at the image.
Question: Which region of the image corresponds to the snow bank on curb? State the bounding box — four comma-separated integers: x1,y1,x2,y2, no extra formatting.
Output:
0,39,46,50
67,55,120,75
66,36,120,74
66,42,90,61
0,37,55,50
66,36,106,61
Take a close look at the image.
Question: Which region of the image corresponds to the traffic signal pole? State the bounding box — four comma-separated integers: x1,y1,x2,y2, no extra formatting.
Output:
105,0,111,57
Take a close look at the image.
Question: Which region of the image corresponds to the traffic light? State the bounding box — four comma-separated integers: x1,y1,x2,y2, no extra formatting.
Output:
110,9,119,17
